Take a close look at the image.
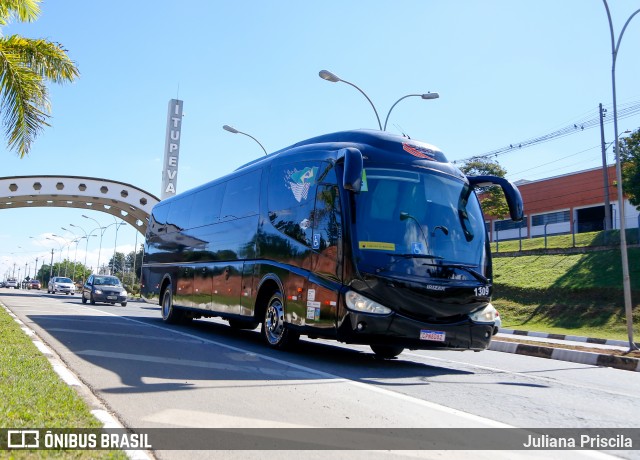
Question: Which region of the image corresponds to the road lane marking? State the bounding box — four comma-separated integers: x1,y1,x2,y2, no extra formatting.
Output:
76,306,513,429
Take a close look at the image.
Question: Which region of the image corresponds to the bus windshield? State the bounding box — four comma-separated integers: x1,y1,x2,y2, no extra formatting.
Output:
353,167,487,281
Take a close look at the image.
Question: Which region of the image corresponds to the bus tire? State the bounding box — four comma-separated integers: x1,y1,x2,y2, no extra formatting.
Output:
161,286,182,324
261,292,299,349
370,344,404,359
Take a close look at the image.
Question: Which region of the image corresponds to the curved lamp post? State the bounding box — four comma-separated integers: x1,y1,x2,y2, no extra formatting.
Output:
602,0,640,351
223,125,268,156
319,70,383,130
319,70,439,132
111,220,126,275
383,93,439,131
83,215,109,274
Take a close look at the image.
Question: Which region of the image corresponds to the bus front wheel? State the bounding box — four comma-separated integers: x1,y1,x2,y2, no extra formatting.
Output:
370,344,404,359
261,292,299,349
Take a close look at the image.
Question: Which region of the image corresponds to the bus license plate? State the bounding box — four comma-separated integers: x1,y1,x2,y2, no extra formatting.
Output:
420,329,445,342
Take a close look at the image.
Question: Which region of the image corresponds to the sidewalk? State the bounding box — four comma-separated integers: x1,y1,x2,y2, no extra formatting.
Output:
491,329,640,372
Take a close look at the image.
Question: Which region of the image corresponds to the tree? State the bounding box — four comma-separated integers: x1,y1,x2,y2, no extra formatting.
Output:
459,157,510,219
619,128,640,211
0,0,79,157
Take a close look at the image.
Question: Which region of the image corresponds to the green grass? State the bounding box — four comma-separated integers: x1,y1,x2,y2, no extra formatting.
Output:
490,228,640,253
0,306,127,459
491,248,640,341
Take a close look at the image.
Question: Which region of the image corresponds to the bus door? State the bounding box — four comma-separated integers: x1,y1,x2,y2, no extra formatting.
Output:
305,165,342,331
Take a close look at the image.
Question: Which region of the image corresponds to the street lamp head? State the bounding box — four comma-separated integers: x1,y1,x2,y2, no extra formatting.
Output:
421,92,440,100
82,214,89,219
319,70,340,83
223,125,239,134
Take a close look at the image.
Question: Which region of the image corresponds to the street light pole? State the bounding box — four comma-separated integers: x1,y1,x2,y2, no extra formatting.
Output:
319,70,439,132
383,93,439,131
602,0,640,351
111,220,126,275
83,215,107,274
222,125,268,156
319,70,382,130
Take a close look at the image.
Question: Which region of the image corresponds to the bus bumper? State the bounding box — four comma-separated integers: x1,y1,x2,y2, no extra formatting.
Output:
339,311,493,351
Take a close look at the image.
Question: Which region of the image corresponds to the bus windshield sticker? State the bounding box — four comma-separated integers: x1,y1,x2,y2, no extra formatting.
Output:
359,241,396,251
411,242,425,254
286,166,318,202
403,143,436,161
361,169,368,192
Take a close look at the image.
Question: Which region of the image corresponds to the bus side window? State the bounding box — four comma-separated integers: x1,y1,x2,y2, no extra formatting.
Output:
268,161,323,247
166,195,193,233
313,169,342,251
189,183,225,228
220,170,261,220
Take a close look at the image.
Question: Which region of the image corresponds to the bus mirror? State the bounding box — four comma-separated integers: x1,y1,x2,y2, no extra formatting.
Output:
340,148,363,193
468,175,524,222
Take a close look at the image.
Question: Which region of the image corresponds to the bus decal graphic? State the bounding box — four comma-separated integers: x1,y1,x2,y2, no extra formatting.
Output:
402,143,436,160
286,166,318,202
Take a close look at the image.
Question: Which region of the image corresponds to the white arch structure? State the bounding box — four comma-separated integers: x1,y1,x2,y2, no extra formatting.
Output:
0,175,160,235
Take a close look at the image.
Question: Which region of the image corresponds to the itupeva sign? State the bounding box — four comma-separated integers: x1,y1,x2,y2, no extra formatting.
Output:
161,99,184,199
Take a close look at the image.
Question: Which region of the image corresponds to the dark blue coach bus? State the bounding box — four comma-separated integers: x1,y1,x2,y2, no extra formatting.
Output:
141,130,523,358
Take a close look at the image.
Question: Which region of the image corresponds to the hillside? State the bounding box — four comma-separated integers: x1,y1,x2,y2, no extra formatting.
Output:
490,242,640,341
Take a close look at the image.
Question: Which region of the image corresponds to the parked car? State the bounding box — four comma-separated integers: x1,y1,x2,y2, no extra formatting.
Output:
82,274,127,306
28,279,41,290
48,276,75,295
5,278,18,289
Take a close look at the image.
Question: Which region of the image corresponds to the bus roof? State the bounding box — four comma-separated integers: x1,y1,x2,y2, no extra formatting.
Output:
236,129,456,172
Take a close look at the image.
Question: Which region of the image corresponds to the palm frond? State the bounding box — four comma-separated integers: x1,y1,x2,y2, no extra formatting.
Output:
0,0,41,26
2,35,79,82
0,43,50,157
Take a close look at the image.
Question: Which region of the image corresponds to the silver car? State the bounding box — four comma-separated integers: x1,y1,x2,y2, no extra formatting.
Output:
48,276,75,295
5,278,18,288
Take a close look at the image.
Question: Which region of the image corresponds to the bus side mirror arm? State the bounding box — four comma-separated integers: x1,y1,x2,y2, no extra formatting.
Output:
338,147,363,193
468,175,524,222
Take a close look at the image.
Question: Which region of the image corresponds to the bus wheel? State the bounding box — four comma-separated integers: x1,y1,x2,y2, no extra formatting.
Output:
261,292,299,349
161,286,182,324
370,344,404,359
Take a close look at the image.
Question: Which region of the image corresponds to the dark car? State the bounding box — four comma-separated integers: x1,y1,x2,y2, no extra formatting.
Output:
82,274,128,306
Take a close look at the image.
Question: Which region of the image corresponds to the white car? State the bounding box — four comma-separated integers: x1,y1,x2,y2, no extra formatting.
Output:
5,278,18,288
48,276,75,295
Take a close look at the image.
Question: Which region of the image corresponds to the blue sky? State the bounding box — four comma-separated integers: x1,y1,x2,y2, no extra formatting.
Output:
2,0,640,279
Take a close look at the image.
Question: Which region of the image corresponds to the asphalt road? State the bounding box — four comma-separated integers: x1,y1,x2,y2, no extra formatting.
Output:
1,288,639,460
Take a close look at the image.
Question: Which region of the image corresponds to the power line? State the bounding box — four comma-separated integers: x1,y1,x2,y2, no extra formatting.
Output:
458,100,640,162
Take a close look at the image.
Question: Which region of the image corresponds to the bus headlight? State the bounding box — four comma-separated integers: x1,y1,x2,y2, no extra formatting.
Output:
469,303,497,323
345,290,392,315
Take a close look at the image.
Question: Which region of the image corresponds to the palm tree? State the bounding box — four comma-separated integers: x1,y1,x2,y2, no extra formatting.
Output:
0,0,79,157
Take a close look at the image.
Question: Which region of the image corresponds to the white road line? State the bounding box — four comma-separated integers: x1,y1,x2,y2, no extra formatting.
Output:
78,305,513,429
402,351,640,400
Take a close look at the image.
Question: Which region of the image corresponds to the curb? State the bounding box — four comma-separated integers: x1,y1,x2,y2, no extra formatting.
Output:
499,328,640,349
489,339,640,372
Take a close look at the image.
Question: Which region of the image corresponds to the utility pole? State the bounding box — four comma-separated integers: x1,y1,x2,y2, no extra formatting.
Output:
49,248,54,281
599,103,612,231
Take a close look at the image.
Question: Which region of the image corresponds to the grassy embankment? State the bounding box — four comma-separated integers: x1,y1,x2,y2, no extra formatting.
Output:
0,306,126,459
490,229,640,341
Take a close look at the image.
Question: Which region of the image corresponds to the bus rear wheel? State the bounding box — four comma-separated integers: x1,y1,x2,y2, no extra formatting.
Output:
261,292,299,349
370,344,404,359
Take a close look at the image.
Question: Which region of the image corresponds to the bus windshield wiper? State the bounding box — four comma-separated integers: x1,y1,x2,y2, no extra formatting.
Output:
374,253,444,273
421,261,489,283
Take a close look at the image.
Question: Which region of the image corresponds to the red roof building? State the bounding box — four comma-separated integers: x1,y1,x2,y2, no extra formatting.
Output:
486,165,639,241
